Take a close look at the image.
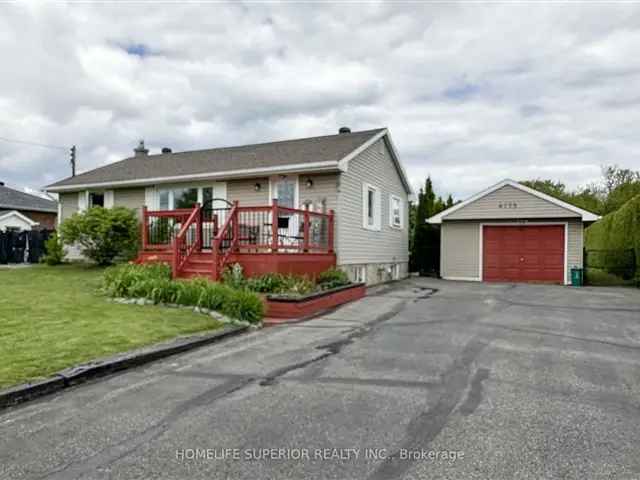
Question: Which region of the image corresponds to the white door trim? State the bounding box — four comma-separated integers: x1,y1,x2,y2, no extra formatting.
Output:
478,221,569,285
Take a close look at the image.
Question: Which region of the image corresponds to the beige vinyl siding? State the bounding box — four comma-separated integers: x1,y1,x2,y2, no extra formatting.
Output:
336,138,409,265
58,192,79,221
227,178,269,205
440,222,481,280
114,188,146,218
445,185,580,220
299,173,338,213
567,219,583,271
441,218,584,283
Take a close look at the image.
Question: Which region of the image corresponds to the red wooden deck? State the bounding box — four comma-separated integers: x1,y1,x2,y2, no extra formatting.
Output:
137,201,336,280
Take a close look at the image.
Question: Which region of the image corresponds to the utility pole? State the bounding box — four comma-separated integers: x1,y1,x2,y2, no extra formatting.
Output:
70,145,76,177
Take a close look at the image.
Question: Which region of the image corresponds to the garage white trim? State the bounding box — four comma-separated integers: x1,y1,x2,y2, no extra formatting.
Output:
428,179,600,224
478,222,569,285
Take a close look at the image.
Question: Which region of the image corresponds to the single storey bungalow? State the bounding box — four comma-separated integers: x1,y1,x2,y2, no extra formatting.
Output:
46,128,413,285
427,179,600,285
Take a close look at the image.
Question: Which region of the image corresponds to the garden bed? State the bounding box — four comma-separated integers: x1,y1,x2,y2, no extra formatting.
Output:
264,282,366,320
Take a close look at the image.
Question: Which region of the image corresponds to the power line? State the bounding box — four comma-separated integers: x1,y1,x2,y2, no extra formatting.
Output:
0,136,68,151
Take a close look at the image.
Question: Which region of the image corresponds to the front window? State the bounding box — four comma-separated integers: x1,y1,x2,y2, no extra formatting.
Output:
89,192,104,207
173,188,198,209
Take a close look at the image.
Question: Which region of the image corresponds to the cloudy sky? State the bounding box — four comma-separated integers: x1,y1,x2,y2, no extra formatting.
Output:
1,1,639,200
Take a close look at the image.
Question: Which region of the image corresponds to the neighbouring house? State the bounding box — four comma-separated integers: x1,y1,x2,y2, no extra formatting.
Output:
46,128,413,285
427,179,600,285
0,182,58,232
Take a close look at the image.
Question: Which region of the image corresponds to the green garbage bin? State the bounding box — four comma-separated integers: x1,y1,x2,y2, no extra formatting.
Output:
571,267,583,287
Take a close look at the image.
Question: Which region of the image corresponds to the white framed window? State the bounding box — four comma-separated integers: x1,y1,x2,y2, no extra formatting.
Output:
362,183,381,231
89,192,104,208
389,194,403,229
154,183,226,210
354,266,366,283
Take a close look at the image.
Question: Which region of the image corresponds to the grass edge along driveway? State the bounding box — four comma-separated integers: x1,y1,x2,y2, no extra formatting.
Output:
0,264,224,389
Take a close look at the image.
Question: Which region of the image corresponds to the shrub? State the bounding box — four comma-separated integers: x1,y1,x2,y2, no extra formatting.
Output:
220,288,265,323
102,263,263,323
221,263,246,290
60,206,139,265
245,272,314,295
316,267,350,290
40,232,66,266
245,273,289,293
103,263,171,297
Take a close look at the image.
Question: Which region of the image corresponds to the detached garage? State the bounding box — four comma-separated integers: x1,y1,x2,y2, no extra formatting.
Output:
427,180,600,285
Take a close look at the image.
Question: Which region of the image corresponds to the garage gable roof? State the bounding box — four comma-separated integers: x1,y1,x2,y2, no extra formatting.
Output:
427,179,601,224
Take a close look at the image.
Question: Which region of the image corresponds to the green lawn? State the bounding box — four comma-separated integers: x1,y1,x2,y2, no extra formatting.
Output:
0,264,223,388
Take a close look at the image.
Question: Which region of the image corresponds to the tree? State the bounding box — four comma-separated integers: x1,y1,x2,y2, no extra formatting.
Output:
60,207,140,265
40,232,66,266
520,179,568,199
521,178,605,215
410,177,453,275
445,194,454,209
601,166,640,214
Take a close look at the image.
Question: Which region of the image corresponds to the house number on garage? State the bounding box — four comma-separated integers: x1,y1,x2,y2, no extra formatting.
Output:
498,202,518,209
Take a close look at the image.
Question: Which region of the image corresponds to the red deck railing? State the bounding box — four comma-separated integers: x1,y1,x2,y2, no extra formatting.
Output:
173,204,201,278
141,201,335,279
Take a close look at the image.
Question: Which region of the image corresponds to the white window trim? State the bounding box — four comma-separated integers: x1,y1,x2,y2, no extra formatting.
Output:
269,175,299,208
153,183,227,210
104,190,114,208
362,183,381,231
78,191,88,212
389,194,403,229
477,222,569,285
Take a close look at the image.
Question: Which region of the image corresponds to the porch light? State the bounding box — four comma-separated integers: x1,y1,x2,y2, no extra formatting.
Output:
305,178,313,188
254,182,261,191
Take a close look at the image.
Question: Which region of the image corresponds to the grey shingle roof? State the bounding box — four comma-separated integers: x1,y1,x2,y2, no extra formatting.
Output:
47,128,385,190
0,185,58,213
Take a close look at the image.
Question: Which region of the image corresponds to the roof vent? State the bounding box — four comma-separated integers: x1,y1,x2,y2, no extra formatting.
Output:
134,139,149,157
339,126,351,134
161,147,172,154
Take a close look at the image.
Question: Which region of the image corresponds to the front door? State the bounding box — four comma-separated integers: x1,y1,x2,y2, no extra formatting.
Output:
200,182,228,249
272,177,299,248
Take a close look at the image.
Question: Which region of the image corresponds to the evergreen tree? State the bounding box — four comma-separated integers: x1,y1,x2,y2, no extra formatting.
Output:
411,177,449,275
445,194,454,208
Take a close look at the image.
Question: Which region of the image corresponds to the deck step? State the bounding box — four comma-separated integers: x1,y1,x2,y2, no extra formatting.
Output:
185,258,215,266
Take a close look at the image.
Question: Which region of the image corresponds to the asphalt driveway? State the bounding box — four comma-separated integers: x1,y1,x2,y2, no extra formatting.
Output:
2,279,640,479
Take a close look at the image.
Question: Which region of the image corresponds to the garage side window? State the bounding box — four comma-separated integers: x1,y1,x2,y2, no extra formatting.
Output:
389,195,403,228
362,183,381,231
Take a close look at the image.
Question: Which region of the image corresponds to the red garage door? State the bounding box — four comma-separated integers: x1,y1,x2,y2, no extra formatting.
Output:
483,225,565,284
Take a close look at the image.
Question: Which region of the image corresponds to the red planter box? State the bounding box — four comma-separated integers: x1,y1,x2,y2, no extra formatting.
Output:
264,283,366,321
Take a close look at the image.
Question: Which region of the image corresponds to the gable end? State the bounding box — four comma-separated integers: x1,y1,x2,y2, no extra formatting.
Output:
444,184,581,220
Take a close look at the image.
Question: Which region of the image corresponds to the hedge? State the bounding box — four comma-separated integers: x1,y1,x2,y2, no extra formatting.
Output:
585,194,640,283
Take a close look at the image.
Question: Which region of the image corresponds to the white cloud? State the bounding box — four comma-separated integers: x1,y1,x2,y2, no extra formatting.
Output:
0,2,639,200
